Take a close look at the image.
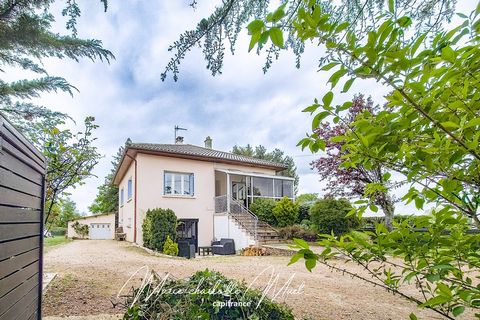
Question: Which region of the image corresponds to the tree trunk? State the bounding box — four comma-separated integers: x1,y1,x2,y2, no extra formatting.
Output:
472,214,480,229
376,192,395,231
382,202,395,231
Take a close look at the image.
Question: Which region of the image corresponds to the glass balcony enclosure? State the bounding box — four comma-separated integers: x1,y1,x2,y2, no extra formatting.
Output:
215,169,294,210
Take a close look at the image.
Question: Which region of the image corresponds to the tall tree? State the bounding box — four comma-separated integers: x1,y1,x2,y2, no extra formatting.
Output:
0,1,113,225
162,0,455,81
5,107,101,228
232,144,299,193
0,0,113,119
311,95,399,229
48,196,81,228
166,1,480,317
89,138,132,214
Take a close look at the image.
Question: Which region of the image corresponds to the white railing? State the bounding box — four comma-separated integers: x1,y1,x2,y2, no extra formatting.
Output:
214,195,258,241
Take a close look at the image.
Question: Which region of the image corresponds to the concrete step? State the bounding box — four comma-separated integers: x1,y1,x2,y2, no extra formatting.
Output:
227,212,281,243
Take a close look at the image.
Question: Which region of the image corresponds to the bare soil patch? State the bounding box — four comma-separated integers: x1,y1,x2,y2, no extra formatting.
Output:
42,240,453,319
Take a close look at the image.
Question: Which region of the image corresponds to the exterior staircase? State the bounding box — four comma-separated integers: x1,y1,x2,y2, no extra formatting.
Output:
215,195,281,245
231,214,281,244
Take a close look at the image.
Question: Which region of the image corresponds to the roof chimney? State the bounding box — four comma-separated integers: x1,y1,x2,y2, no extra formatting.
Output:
175,136,184,144
204,136,212,149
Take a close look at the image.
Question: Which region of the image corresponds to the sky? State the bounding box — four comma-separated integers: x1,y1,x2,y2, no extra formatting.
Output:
23,0,472,215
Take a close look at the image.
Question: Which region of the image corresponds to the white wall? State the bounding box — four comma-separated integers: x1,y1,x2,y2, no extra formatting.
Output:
213,214,255,250
118,160,136,242
67,213,115,239
116,152,281,247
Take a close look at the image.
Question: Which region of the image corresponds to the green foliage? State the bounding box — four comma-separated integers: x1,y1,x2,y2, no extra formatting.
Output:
170,0,479,317
5,104,101,229
56,197,81,227
164,0,455,81
272,197,299,227
49,226,67,237
297,203,311,223
232,144,299,194
278,224,317,242
41,116,101,226
162,235,179,256
361,215,413,229
268,4,480,317
292,209,480,318
123,269,294,319
0,1,111,227
142,208,177,251
72,221,89,239
309,198,359,235
44,236,71,248
249,197,276,225
295,193,318,205
295,193,318,224
292,3,480,227
89,138,131,214
0,1,113,122
46,196,81,228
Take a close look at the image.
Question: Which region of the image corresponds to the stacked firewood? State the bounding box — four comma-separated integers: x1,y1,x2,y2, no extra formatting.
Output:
240,246,268,256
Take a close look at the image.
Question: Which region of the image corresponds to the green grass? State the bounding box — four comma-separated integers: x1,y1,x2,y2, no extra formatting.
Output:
44,236,71,249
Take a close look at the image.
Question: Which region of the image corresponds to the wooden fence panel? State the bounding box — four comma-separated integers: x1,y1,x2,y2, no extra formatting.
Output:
0,114,45,320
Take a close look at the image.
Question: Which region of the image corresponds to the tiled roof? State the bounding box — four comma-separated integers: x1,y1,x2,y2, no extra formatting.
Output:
128,143,287,170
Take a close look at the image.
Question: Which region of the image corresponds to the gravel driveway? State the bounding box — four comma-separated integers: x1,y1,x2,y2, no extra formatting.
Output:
43,240,442,319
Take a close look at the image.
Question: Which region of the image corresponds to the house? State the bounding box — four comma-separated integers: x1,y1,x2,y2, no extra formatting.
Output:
67,213,116,239
112,137,295,251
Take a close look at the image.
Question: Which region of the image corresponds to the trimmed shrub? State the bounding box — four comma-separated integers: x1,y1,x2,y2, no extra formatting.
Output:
123,269,294,319
272,197,298,227
309,198,360,235
50,226,67,237
278,224,317,242
142,208,177,251
249,198,276,225
163,235,179,256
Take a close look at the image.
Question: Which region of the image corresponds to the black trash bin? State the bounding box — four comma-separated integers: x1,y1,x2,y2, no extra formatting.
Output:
178,240,196,259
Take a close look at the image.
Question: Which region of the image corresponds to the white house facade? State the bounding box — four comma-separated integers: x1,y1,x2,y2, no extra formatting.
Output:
113,138,294,251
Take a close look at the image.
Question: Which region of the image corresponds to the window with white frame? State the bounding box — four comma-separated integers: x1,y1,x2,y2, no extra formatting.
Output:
164,171,194,196
127,177,133,200
120,188,124,206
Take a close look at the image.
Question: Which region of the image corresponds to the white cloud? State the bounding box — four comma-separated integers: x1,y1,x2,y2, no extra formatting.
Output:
12,0,472,215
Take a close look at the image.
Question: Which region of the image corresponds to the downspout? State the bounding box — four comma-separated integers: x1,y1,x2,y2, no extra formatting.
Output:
126,154,138,243
226,173,231,238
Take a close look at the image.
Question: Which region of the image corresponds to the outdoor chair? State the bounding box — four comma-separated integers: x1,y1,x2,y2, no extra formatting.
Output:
115,227,126,241
178,240,196,259
211,238,235,255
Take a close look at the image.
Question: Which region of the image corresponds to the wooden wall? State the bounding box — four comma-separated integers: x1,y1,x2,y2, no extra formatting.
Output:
0,114,45,320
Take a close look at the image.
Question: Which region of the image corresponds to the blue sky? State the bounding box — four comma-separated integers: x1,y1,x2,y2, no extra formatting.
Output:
29,0,472,214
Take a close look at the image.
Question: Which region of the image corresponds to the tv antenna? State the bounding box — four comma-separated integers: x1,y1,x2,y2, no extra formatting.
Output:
174,125,187,142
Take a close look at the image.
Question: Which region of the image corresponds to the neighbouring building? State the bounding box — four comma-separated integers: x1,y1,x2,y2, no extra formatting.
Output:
67,213,116,239
112,137,294,251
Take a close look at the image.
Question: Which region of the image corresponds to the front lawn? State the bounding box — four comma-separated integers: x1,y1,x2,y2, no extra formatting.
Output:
44,236,71,249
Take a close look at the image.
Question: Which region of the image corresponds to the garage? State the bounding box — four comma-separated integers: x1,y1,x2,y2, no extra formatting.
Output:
89,223,112,240
67,213,116,240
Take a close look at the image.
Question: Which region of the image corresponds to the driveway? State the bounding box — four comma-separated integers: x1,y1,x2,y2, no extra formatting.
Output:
43,240,440,319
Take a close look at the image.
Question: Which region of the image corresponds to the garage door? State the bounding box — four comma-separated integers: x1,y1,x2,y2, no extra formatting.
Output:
89,223,111,239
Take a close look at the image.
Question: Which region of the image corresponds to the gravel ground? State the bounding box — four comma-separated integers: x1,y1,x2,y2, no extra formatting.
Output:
43,240,450,320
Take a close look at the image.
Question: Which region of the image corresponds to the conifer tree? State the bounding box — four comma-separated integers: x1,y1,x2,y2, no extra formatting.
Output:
0,0,113,119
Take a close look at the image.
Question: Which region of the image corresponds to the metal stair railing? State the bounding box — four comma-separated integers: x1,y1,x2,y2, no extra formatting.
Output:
214,195,258,241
